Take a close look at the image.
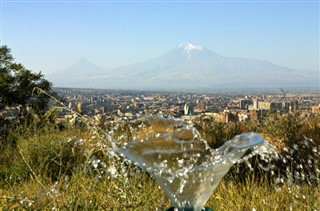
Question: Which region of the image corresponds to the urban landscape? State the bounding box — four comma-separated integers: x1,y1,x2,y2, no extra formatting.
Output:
42,87,320,126
1,1,319,210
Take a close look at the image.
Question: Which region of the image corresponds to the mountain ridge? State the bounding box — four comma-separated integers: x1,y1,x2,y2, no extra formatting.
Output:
48,43,319,90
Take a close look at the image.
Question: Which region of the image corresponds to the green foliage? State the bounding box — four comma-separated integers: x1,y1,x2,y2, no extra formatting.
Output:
194,117,258,149
261,113,301,142
0,45,58,152
0,45,54,113
1,126,81,182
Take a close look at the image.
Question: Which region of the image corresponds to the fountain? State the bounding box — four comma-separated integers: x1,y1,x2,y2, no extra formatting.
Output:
115,116,275,211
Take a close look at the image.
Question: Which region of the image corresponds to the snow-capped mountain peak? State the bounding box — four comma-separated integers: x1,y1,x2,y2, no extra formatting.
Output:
50,43,317,90
178,43,204,53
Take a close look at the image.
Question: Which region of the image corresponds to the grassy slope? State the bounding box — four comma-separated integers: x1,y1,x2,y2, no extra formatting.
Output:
0,116,319,210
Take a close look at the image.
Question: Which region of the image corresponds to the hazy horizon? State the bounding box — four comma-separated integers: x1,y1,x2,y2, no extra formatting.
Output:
1,1,319,75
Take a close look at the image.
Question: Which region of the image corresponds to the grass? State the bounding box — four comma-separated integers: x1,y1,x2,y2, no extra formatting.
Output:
208,176,319,210
0,114,319,210
1,170,319,210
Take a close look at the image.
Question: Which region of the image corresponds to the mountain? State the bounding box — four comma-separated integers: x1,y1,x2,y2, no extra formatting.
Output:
50,44,319,91
47,58,110,88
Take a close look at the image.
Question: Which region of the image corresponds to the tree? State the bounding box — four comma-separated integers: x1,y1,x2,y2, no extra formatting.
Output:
0,45,54,115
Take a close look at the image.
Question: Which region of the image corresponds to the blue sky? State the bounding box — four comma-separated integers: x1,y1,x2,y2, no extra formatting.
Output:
1,0,319,75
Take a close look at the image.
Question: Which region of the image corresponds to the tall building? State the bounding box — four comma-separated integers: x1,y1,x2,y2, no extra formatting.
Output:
239,99,251,110
196,100,207,111
290,100,299,112
253,99,259,110
311,105,320,114
184,103,194,115
258,101,271,110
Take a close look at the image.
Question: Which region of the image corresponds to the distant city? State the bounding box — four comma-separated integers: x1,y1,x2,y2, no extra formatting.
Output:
2,87,319,125
25,87,319,126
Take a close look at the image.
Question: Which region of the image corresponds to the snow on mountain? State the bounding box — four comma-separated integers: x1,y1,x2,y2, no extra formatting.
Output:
50,44,319,90
178,43,204,53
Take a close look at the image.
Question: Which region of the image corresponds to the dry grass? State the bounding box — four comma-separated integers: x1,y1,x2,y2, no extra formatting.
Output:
1,172,319,210
0,114,319,210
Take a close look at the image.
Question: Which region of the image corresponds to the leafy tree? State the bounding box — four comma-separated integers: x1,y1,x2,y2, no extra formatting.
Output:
0,45,53,114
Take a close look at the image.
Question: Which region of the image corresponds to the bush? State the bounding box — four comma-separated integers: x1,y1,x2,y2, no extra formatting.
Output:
193,114,320,184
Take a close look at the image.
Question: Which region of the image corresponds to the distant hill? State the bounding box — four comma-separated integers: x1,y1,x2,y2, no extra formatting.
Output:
47,58,110,88
48,44,319,91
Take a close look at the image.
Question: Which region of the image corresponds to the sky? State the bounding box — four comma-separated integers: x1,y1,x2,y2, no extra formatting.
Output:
0,0,319,75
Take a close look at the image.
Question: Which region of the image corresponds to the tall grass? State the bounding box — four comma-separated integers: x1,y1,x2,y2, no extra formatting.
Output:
0,107,319,210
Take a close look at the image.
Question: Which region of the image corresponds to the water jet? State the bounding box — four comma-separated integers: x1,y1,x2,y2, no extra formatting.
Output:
115,116,275,210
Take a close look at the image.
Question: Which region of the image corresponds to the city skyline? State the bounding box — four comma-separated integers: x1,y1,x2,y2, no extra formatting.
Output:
1,0,319,75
